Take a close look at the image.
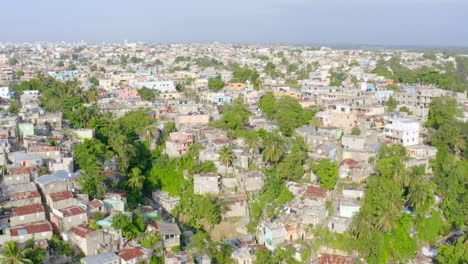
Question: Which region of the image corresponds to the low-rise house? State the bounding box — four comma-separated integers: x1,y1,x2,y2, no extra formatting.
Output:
316,145,337,161
8,221,53,243
243,171,264,193
68,224,105,256
86,199,106,217
341,135,366,151
81,252,120,264
27,144,61,160
193,173,220,195
338,159,371,183
165,251,188,264
342,188,364,200
338,200,361,218
36,174,69,195
119,247,146,264
10,204,46,226
50,205,88,232
5,190,41,208
165,131,193,157
46,190,75,210
147,221,181,249
258,221,287,251
328,216,353,234
301,205,328,226
35,171,79,194
103,190,127,212
232,247,254,264
221,195,248,218
152,190,180,213
8,151,43,167
3,167,34,186
304,185,329,207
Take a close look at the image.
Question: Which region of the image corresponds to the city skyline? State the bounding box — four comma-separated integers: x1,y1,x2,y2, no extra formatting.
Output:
2,0,468,47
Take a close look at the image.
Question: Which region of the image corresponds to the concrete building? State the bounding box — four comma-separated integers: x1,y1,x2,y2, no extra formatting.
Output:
384,117,420,146
68,225,105,256
193,173,220,195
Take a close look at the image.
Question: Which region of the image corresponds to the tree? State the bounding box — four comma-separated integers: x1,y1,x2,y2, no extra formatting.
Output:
219,145,234,176
311,159,338,190
127,167,146,191
386,84,400,93
436,235,467,264
275,96,310,136
330,71,346,86
253,249,275,264
16,70,24,79
407,180,434,213
386,97,397,112
78,170,107,199
23,240,46,264
208,75,225,91
243,131,261,166
351,127,361,135
7,100,20,115
425,96,461,129
0,241,32,264
277,147,306,181
262,132,286,165
137,87,158,101
259,92,277,119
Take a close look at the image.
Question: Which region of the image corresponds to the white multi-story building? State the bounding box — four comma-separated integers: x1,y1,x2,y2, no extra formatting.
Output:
130,80,176,93
0,86,10,99
384,117,420,146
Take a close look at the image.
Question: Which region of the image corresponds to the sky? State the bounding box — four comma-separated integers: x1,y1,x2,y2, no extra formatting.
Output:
1,0,468,47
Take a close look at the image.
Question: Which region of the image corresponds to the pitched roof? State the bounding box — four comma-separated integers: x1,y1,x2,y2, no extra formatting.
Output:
12,204,44,216
318,254,356,264
10,221,52,236
49,191,73,202
8,167,32,175
339,159,360,168
87,199,104,209
119,247,144,261
9,191,41,201
148,221,181,235
305,185,328,199
70,224,96,238
60,206,86,217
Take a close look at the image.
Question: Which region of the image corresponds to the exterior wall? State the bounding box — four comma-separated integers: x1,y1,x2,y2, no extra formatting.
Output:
74,231,105,256
47,197,75,210
52,213,88,232
11,230,53,243
339,203,360,218
2,173,30,186
38,180,68,195
341,135,365,150
194,175,220,194
10,211,46,226
384,118,420,147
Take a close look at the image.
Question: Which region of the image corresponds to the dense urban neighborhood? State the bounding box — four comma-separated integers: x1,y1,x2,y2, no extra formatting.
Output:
0,42,466,264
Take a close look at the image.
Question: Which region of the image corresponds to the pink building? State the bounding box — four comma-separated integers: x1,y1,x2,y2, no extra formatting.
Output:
115,87,140,100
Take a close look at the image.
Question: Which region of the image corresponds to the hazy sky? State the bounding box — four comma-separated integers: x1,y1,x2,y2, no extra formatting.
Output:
1,0,468,46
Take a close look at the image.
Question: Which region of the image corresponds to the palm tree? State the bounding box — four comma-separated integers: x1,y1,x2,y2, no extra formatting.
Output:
351,211,374,239
262,133,286,165
244,131,261,166
407,182,434,213
219,145,234,176
127,167,145,191
0,241,32,264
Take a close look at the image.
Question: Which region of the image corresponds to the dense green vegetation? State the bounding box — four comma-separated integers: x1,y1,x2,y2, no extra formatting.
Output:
373,56,468,92
259,92,316,136
208,75,225,91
